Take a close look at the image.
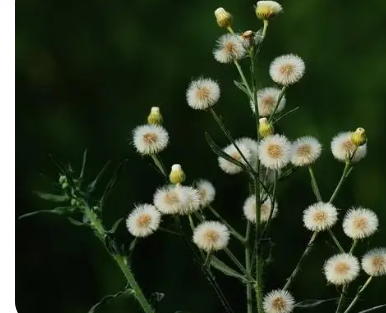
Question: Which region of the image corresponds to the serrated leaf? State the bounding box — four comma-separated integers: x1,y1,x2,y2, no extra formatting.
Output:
358,304,386,313
295,298,338,308
210,256,248,283
108,218,124,234
79,149,88,180
34,191,69,203
88,288,134,313
18,207,71,220
233,80,249,95
87,161,111,193
99,160,127,206
205,132,249,172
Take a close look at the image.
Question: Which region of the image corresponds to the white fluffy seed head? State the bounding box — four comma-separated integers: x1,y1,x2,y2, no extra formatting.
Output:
218,142,252,174
263,289,295,313
258,134,292,169
153,185,184,214
251,87,286,117
343,208,379,239
133,124,169,155
303,202,338,232
196,179,216,207
324,253,360,285
176,185,202,215
291,136,322,166
255,1,283,21
186,78,220,110
193,221,230,252
236,137,258,169
214,34,246,64
362,248,386,277
331,132,367,163
243,195,278,224
126,204,161,237
269,54,305,86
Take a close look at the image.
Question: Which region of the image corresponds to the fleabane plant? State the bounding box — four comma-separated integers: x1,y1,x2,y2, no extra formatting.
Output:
20,2,384,313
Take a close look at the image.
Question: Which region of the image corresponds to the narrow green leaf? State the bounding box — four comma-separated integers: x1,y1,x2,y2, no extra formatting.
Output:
210,256,248,283
295,298,338,308
88,288,134,313
18,207,71,220
273,107,300,124
67,217,85,226
278,166,298,181
358,304,386,313
233,80,249,95
99,160,127,206
34,191,69,203
79,149,88,180
88,161,111,193
109,218,124,234
205,132,249,172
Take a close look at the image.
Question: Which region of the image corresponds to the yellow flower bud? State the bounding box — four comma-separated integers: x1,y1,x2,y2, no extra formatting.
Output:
147,107,163,125
255,1,283,21
259,118,274,137
351,127,367,146
169,164,185,185
214,7,233,28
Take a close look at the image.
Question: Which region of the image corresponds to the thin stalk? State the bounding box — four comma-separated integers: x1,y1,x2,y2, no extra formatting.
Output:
83,204,155,313
234,60,253,97
262,20,269,39
329,162,352,203
204,252,212,268
245,221,253,313
343,276,374,313
150,154,167,178
224,247,254,282
267,86,287,123
209,108,255,173
308,166,322,202
259,171,277,242
208,204,245,244
283,232,318,290
349,240,358,254
328,229,345,253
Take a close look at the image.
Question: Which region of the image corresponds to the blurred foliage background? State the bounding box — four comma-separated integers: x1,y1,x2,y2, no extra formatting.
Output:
16,0,386,312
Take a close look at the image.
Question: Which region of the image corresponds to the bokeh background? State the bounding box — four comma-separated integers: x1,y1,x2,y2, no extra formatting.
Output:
16,0,386,312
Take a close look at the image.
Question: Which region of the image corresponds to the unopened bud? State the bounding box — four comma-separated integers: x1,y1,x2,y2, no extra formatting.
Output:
214,7,233,28
255,1,283,21
259,118,274,137
241,30,254,48
169,164,185,185
147,107,163,125
351,127,367,146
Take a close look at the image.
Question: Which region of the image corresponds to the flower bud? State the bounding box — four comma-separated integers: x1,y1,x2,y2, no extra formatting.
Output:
169,164,185,185
259,118,274,137
255,1,283,21
147,107,163,125
241,30,254,49
351,127,367,146
214,7,232,28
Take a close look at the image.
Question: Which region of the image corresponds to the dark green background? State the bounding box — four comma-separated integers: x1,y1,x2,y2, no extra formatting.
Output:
16,0,386,312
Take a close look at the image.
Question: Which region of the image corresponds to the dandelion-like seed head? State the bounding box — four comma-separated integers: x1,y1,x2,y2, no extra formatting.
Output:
258,134,291,169
269,54,305,86
251,87,286,117
126,204,161,237
133,124,169,155
324,253,360,285
196,179,216,207
243,195,278,224
214,34,246,64
154,185,184,214
343,207,379,239
331,132,367,163
362,248,386,277
255,1,283,21
218,142,252,174
291,136,322,166
193,221,230,252
263,289,295,313
186,78,220,110
303,202,338,232
176,185,202,214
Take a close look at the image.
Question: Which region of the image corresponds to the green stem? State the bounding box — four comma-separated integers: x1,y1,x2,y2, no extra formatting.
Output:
83,204,154,313
245,221,253,313
283,232,318,290
224,247,254,282
209,108,255,173
308,166,323,202
150,154,167,178
349,240,358,254
267,86,287,123
328,229,345,253
329,162,352,203
262,20,269,39
259,171,277,242
234,60,253,97
335,284,348,313
343,276,373,313
208,204,245,244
